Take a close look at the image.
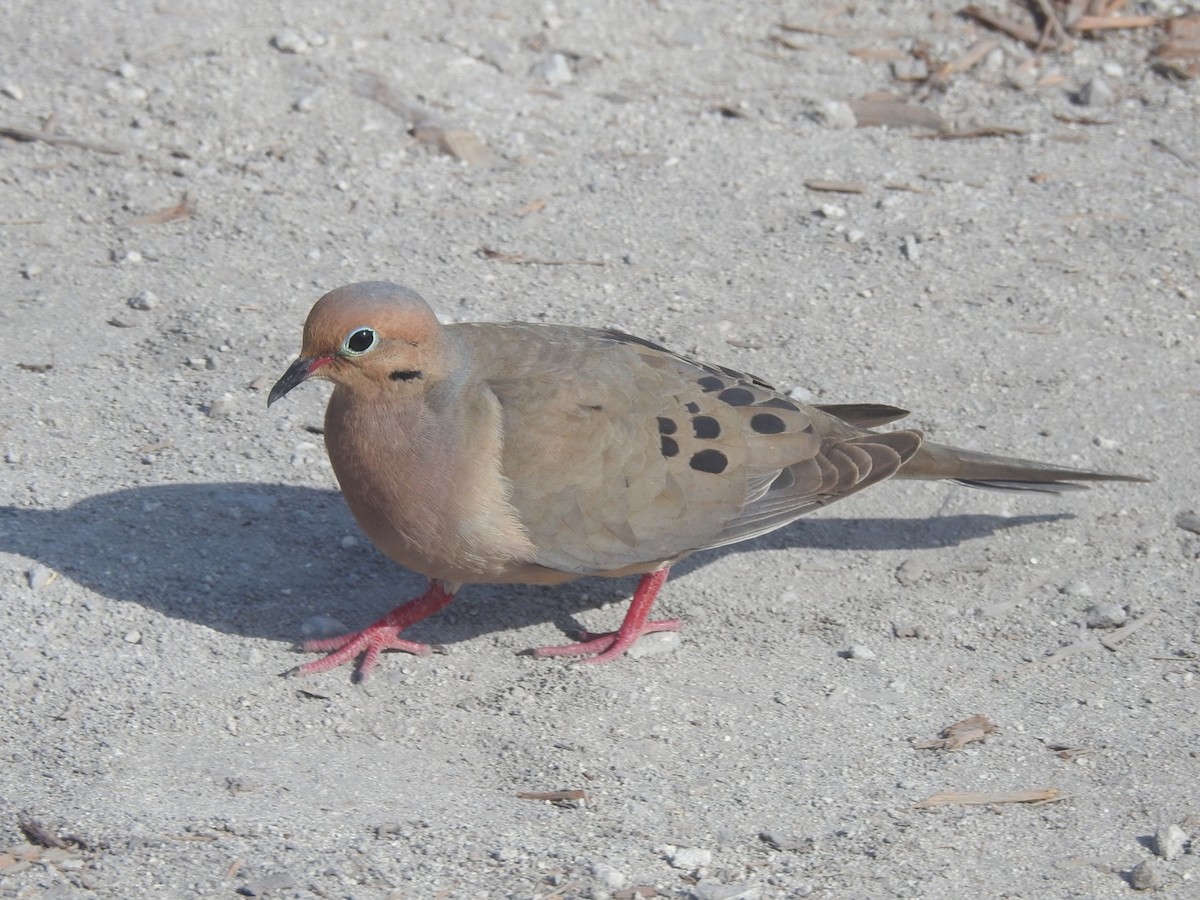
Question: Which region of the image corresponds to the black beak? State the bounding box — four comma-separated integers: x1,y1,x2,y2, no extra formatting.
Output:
268,356,329,406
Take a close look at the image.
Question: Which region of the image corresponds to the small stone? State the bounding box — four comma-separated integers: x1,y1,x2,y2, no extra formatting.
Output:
1100,61,1124,79
293,94,317,113
1093,435,1119,450
123,630,143,644
1153,824,1187,861
290,441,320,467
694,882,760,900
892,622,927,639
340,535,359,550
208,394,236,418
27,564,54,590
1175,511,1200,534
1060,580,1093,597
848,644,876,661
530,53,573,84
1085,603,1127,629
902,234,920,261
786,385,816,403
814,100,857,129
845,229,865,244
1077,77,1114,107
5,449,20,464
589,862,626,890
128,290,159,311
271,29,311,54
892,58,928,81
667,847,711,870
300,615,350,640
818,204,846,219
627,630,681,659
1,82,24,101
186,357,209,370
118,61,138,79
247,375,271,392
1129,858,1165,890
895,558,925,586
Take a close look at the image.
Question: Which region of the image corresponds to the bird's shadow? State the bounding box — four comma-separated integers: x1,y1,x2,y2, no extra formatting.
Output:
0,482,1070,649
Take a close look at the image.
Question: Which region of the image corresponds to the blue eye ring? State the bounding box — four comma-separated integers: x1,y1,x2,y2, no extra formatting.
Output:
341,326,379,356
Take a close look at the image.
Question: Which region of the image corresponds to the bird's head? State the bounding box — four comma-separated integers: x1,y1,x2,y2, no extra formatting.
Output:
268,281,447,406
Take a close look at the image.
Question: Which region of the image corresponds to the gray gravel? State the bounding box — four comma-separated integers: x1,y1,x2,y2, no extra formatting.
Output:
2,1,1198,897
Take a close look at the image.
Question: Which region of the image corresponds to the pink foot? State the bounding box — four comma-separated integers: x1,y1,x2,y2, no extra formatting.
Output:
289,581,456,682
529,568,680,664
533,618,682,664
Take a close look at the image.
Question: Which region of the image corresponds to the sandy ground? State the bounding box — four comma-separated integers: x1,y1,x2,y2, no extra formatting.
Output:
2,1,1198,897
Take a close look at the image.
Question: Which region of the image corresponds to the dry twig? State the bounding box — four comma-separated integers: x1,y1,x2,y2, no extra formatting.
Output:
478,247,608,266
914,787,1063,808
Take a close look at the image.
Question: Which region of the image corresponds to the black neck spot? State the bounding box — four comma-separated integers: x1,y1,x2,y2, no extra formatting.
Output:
390,370,423,381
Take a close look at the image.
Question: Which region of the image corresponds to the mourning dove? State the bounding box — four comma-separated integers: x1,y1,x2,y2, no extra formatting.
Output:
269,281,1145,681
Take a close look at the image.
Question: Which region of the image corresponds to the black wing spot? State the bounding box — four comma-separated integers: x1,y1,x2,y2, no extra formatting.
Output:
697,375,725,393
759,396,801,411
750,412,786,435
657,416,677,435
692,415,721,439
718,387,755,406
689,449,728,474
684,401,700,413
661,436,680,458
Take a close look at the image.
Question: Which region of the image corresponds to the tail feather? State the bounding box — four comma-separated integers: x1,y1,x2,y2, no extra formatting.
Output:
898,441,1149,494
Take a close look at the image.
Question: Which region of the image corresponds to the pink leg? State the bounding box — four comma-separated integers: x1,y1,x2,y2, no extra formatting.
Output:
531,568,681,664
290,580,457,682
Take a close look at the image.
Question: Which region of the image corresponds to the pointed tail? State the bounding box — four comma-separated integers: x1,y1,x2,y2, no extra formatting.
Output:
897,441,1150,494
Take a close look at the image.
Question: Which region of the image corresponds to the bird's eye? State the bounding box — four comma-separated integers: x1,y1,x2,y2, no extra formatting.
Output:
341,327,379,356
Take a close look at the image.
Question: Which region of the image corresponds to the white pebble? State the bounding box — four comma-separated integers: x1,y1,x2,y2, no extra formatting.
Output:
1078,77,1114,107
123,630,142,644
340,535,359,549
128,290,159,310
1153,824,1187,861
848,644,876,660
815,99,857,129
1,82,24,101
668,846,712,870
819,203,846,219
1060,580,1093,597
589,862,626,890
290,442,319,467
1085,603,1126,629
27,564,54,590
300,615,349,639
694,881,761,900
530,53,573,84
208,394,236,418
627,630,681,659
895,558,925,586
271,29,311,54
